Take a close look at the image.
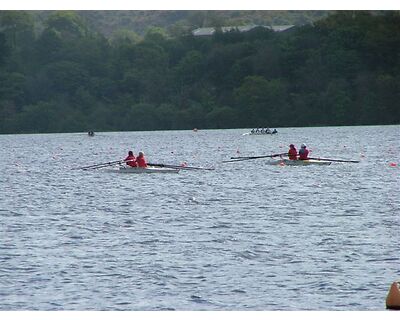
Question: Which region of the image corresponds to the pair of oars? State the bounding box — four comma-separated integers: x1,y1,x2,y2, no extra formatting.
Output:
224,153,360,163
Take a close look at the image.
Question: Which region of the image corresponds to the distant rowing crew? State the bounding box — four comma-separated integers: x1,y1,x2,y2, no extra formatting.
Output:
252,127,277,134
247,128,278,135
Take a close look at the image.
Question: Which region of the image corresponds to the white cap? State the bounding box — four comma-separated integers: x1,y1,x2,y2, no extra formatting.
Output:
301,143,306,148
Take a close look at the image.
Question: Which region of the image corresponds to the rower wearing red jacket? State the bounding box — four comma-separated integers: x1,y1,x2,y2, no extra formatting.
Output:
288,144,298,160
298,143,309,160
136,151,147,168
124,151,137,167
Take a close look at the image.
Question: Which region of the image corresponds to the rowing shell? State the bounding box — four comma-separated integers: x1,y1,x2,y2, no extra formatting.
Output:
112,166,180,173
268,159,332,166
242,131,277,136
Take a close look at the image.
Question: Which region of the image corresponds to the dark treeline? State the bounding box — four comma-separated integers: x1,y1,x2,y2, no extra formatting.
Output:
0,11,399,133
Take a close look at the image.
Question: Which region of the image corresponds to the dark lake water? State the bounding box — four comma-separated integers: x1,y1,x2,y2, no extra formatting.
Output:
0,126,399,310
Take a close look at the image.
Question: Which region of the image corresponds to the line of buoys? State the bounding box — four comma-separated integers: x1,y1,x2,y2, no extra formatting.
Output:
386,281,400,310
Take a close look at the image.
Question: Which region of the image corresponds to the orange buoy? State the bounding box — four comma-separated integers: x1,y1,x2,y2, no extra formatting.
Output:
386,281,400,310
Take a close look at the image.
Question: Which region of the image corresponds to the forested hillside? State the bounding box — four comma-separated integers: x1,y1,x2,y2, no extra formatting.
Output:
34,11,330,37
0,11,399,134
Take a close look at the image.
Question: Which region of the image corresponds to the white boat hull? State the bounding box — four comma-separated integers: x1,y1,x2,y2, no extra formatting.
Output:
114,166,180,173
243,132,277,136
269,159,332,166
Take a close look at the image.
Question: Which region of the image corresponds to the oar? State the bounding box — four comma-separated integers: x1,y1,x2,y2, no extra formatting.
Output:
308,157,360,163
230,153,287,160
147,163,215,171
71,159,124,170
223,153,287,163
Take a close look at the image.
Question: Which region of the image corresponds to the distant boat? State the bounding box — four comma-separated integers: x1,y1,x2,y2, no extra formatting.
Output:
243,128,278,136
88,131,95,137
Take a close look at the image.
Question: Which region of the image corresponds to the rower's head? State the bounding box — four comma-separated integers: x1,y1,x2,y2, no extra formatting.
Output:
138,151,144,157
289,144,295,149
301,143,306,148
128,151,134,156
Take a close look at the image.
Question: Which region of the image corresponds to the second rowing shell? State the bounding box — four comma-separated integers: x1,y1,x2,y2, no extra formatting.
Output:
268,159,332,166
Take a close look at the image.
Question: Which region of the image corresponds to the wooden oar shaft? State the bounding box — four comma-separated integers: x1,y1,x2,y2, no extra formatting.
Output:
147,163,214,170
226,153,287,162
230,153,286,160
308,157,359,163
72,159,123,170
83,161,124,170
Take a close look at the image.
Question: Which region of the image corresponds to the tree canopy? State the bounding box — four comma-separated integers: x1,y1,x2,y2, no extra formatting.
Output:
0,11,399,133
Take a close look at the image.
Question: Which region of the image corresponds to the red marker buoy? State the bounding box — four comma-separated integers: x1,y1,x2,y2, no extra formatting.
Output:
389,162,397,167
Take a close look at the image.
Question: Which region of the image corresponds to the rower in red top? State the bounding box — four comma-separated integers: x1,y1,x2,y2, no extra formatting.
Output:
288,144,298,160
298,143,309,160
124,151,137,167
136,151,147,168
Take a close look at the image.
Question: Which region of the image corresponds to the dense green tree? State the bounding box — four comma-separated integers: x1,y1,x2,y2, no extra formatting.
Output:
44,11,89,40
234,75,288,126
109,29,141,46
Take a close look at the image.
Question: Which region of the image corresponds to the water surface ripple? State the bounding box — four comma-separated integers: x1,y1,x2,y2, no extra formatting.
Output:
0,126,399,310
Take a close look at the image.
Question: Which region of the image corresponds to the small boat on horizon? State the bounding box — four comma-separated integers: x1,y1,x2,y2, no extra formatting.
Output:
243,128,278,136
